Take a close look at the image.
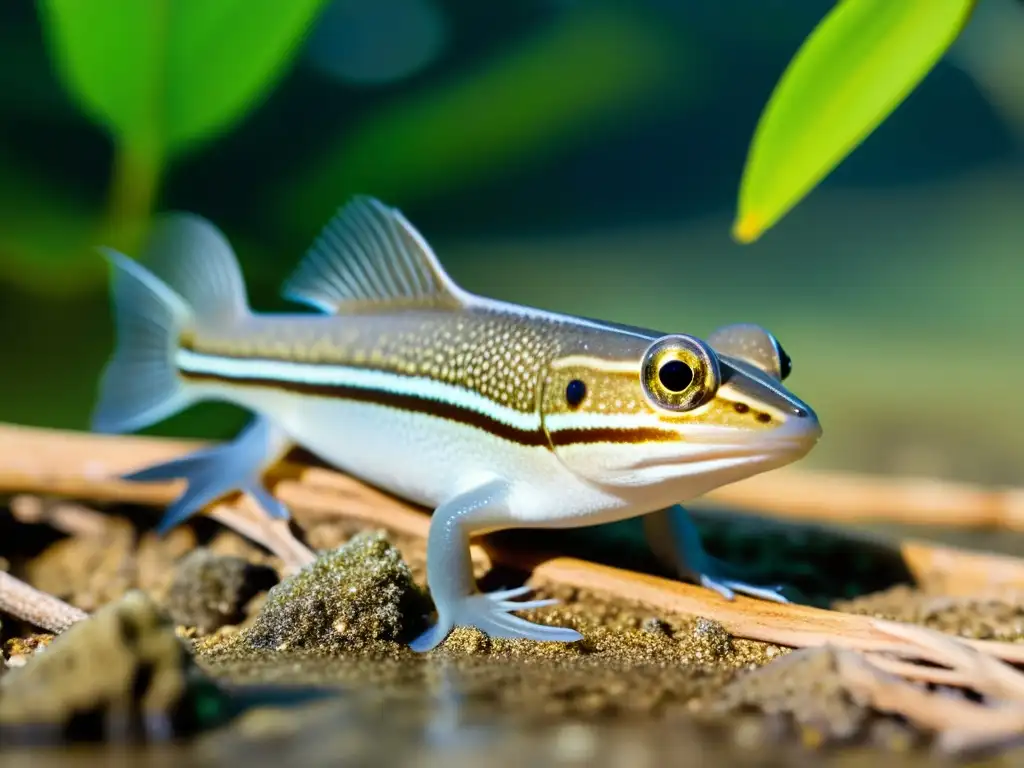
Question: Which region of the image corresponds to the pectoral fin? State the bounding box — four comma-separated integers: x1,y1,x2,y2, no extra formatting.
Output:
123,414,292,534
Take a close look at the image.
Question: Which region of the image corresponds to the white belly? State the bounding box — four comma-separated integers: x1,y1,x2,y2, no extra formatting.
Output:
279,395,536,510
200,384,648,530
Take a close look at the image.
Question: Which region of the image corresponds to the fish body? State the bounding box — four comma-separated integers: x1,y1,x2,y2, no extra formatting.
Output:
92,197,822,650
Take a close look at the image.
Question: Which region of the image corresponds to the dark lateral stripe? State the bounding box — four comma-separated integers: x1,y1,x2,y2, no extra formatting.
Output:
181,371,678,448
183,371,548,445
547,427,680,447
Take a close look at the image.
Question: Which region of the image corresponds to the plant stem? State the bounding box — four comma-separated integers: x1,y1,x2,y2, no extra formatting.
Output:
103,139,164,252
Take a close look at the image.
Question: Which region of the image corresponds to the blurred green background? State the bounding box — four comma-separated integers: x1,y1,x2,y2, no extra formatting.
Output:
1,0,1023,486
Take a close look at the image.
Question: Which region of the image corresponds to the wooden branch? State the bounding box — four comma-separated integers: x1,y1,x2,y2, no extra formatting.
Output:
871,619,1024,702
835,649,1024,754
863,653,978,688
207,498,316,573
517,553,1024,664
0,571,88,633
697,466,1024,532
4,422,1024,531
10,421,1024,751
3,422,1024,597
3,422,1024,672
866,619,1024,754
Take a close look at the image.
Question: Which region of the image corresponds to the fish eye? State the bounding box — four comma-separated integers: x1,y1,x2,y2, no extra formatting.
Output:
565,379,587,408
658,359,693,392
777,341,792,380
641,334,720,412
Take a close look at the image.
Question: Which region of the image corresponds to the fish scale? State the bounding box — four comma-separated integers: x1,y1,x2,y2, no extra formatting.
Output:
90,195,822,652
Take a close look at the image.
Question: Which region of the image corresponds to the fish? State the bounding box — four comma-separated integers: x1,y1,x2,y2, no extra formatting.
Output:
90,196,822,651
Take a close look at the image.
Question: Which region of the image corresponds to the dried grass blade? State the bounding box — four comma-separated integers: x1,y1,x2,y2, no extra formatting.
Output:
871,619,1024,702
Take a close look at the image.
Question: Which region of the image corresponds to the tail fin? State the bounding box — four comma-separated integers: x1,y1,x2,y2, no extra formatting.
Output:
91,249,193,433
91,213,250,434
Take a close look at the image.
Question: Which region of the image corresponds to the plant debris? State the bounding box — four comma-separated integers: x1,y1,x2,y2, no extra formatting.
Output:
3,423,1024,761
0,590,231,744
0,570,87,633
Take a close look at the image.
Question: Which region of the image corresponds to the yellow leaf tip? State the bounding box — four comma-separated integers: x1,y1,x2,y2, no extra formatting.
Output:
732,213,764,244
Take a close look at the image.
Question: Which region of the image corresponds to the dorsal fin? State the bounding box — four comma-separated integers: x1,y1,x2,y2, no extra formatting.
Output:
707,323,792,381
281,196,472,314
143,212,250,326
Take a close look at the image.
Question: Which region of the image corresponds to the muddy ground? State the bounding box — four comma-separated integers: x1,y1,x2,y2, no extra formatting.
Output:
2,496,1024,766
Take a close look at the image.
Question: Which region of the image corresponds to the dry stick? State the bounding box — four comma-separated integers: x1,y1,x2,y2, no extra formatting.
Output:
0,571,87,633
863,654,977,688
861,620,1024,755
871,619,1024,701
2,420,1020,596
896,541,1024,598
834,650,1024,748
4,421,1024,532
694,467,1024,532
8,494,110,538
5,423,1024,668
517,554,1024,664
207,496,315,573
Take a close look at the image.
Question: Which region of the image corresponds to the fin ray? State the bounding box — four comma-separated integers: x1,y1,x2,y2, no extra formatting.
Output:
92,213,252,435
90,249,194,434
281,195,471,314
142,212,249,327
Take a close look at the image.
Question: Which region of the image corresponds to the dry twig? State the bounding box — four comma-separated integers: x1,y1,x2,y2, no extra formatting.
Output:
836,649,1024,755
207,496,315,573
871,619,1024,702
2,422,1024,595
698,466,1024,531
3,422,1024,532
858,619,1024,755
8,423,1024,752
9,494,109,538
0,570,87,633
2,423,1024,669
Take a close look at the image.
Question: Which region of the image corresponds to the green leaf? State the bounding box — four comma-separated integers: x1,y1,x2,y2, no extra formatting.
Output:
38,0,329,155
734,0,977,243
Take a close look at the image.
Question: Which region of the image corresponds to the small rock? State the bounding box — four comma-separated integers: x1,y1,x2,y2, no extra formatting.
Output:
682,618,733,662
641,617,670,637
164,548,279,635
241,530,429,653
436,626,492,655
0,590,230,743
710,645,869,744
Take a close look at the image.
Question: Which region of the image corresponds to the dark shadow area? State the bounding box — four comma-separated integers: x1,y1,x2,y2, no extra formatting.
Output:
489,508,918,608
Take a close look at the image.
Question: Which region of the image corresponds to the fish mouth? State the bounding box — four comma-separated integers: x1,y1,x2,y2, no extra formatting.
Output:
623,418,822,472
685,416,822,449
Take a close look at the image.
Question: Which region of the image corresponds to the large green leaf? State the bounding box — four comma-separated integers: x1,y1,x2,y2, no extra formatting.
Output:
38,0,329,155
734,0,976,243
